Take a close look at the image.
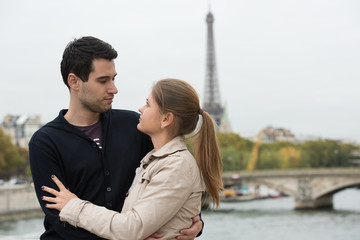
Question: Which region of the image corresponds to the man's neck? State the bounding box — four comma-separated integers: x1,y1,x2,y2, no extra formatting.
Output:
64,108,101,127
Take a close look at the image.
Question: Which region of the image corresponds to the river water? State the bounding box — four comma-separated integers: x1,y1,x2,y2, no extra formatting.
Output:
1,188,359,240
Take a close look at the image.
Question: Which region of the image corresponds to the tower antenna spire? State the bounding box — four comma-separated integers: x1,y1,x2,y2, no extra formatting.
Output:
203,10,223,127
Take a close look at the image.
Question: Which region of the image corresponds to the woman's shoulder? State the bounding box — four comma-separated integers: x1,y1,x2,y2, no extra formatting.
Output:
157,150,200,177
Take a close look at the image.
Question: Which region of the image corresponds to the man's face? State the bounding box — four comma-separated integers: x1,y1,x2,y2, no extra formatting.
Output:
79,59,118,113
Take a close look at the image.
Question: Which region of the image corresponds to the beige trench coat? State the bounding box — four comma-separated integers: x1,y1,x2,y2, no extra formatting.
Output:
59,136,205,240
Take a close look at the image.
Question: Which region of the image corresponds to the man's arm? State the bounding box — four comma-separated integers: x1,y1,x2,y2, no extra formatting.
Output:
29,131,95,239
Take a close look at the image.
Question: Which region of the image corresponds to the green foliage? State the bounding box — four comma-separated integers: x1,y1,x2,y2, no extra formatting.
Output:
212,131,359,171
221,146,251,171
300,140,355,168
258,149,282,169
0,128,26,179
216,132,253,151
216,132,253,171
17,146,31,178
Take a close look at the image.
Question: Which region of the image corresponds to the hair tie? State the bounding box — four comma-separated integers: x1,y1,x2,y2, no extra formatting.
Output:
198,108,204,115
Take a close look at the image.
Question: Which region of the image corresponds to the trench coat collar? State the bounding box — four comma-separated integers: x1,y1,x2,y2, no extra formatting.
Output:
141,136,187,166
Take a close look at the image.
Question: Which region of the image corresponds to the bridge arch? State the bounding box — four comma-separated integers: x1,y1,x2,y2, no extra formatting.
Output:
222,169,360,209
314,181,360,199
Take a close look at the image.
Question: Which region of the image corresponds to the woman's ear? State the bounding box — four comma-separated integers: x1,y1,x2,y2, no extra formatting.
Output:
68,73,80,90
162,112,174,128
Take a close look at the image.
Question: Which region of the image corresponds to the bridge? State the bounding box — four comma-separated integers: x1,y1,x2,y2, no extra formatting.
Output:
222,168,360,209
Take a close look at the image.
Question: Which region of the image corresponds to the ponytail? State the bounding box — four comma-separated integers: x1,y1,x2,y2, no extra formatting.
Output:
194,111,223,208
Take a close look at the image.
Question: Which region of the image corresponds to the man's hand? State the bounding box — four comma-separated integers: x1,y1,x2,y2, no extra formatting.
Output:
176,215,203,240
145,233,164,240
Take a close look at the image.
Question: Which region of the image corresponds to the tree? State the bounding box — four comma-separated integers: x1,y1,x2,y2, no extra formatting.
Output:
279,146,301,168
216,132,253,171
258,142,298,169
258,149,281,169
216,132,253,151
300,139,358,168
17,146,31,179
0,128,25,179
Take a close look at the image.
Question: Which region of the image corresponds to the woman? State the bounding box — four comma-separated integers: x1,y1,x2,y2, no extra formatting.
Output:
42,78,223,240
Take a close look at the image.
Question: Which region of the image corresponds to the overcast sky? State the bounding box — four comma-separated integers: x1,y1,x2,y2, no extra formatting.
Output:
1,0,359,143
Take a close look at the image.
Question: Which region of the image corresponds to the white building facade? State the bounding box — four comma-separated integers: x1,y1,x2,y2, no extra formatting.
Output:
1,115,43,148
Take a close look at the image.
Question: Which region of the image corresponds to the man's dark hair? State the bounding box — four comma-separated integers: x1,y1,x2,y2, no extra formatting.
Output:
60,36,118,88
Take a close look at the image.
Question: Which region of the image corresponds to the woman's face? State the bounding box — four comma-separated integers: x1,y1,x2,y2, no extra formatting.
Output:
137,92,163,136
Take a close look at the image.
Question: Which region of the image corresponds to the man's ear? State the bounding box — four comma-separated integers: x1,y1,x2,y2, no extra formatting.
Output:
162,112,174,128
68,73,80,90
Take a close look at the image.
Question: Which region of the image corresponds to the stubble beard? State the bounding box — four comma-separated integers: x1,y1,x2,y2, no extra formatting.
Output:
81,98,112,114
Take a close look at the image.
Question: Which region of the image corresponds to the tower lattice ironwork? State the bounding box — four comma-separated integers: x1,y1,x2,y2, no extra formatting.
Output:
203,11,223,126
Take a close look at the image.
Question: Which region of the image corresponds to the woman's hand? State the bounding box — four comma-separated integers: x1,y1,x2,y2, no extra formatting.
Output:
41,175,77,211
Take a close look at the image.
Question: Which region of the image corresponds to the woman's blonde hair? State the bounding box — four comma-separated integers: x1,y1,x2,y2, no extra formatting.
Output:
152,78,223,208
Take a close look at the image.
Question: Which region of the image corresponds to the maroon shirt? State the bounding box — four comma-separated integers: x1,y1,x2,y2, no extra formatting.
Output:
76,121,102,149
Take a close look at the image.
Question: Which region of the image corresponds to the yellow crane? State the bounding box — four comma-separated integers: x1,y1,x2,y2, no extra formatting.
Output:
247,129,264,171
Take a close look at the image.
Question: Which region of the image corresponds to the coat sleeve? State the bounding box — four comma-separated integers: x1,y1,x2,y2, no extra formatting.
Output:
59,156,199,240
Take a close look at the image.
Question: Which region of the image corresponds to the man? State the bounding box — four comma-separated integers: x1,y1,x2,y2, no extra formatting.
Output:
29,36,202,239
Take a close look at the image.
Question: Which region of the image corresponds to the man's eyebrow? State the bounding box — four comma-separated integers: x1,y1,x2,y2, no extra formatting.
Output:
96,73,117,80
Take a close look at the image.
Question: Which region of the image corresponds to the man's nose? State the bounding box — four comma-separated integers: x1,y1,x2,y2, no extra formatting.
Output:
109,81,118,94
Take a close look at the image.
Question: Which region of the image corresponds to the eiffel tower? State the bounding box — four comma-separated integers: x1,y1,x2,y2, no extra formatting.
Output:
203,11,223,127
